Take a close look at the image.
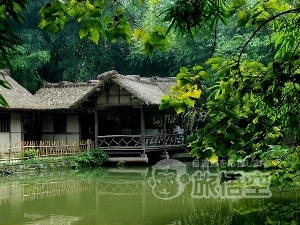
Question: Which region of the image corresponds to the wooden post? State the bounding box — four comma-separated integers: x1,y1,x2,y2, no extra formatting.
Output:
141,106,146,154
183,116,188,152
8,144,11,162
163,111,166,147
94,107,98,148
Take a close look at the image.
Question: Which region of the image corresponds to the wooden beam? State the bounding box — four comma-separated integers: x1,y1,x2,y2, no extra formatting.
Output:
94,107,98,148
163,111,167,147
107,157,148,163
98,103,142,107
141,105,145,154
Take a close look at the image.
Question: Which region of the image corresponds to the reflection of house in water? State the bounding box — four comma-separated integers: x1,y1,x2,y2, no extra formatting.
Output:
95,167,188,225
24,214,80,225
0,173,96,224
96,168,149,224
0,168,187,225
0,177,94,204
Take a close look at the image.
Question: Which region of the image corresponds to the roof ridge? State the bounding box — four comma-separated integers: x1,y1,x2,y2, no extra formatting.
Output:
41,81,98,88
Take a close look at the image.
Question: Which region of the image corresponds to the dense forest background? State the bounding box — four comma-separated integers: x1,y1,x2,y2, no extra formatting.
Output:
8,0,271,94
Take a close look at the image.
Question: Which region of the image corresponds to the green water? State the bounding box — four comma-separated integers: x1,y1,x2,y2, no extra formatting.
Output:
0,161,299,225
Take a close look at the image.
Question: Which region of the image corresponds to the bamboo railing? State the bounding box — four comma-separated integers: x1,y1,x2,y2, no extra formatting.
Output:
0,179,94,203
97,134,185,148
0,140,94,162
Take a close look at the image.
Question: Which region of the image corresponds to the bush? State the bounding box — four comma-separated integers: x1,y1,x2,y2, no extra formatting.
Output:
23,148,38,159
75,148,108,167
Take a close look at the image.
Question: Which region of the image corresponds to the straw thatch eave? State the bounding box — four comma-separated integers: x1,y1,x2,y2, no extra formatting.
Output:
34,80,101,110
0,69,44,110
33,71,176,110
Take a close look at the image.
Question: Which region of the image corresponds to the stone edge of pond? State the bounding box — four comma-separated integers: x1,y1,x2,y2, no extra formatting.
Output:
0,158,74,175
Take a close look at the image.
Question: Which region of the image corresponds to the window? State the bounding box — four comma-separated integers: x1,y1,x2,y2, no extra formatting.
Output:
0,113,10,132
53,114,67,133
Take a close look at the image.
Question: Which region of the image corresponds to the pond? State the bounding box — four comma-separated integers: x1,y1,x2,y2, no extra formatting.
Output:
0,159,299,225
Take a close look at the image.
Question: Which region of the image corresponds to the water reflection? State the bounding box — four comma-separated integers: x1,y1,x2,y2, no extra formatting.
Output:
0,162,299,225
25,213,80,225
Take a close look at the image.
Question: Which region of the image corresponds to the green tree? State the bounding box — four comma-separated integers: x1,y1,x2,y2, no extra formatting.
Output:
0,0,27,106
159,0,300,193
9,46,50,93
11,0,134,86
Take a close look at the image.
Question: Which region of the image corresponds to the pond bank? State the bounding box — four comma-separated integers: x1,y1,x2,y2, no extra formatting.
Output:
0,157,74,175
0,152,193,176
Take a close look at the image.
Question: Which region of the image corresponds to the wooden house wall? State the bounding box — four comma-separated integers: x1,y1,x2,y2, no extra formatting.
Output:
0,112,22,146
41,112,80,141
97,83,141,106
11,113,22,144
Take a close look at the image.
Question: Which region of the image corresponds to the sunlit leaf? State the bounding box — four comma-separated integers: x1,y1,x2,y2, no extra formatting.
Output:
207,153,218,164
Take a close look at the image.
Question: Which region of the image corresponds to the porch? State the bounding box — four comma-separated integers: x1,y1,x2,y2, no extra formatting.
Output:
90,104,187,158
97,133,186,154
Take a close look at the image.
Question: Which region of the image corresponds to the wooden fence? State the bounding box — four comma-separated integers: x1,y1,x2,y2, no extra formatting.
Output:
0,140,94,162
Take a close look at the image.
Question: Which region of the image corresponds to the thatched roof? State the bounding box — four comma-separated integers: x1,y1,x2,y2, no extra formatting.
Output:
34,80,100,109
34,70,176,109
98,70,176,105
0,70,43,110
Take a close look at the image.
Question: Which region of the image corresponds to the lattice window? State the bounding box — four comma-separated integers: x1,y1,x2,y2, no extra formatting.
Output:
53,114,67,133
0,113,10,132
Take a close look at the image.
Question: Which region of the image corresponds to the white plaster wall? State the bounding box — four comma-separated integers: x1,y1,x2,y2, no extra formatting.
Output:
97,91,107,104
42,134,54,141
67,115,79,132
97,84,143,105
67,135,79,141
54,134,66,141
120,95,130,103
109,96,118,103
110,84,119,95
43,115,53,132
10,113,21,132
0,113,22,149
11,133,21,145
131,98,141,103
108,84,119,104
0,133,10,147
119,87,128,94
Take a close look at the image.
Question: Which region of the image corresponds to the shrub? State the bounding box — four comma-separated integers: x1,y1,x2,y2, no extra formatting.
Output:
75,148,108,167
0,151,4,159
23,148,38,159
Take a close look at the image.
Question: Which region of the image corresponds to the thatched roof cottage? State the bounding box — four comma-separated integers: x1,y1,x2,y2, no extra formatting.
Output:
34,70,185,156
0,70,186,158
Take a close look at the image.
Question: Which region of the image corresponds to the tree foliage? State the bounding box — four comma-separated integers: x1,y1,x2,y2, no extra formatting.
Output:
159,0,300,194
0,0,27,67
0,0,27,106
